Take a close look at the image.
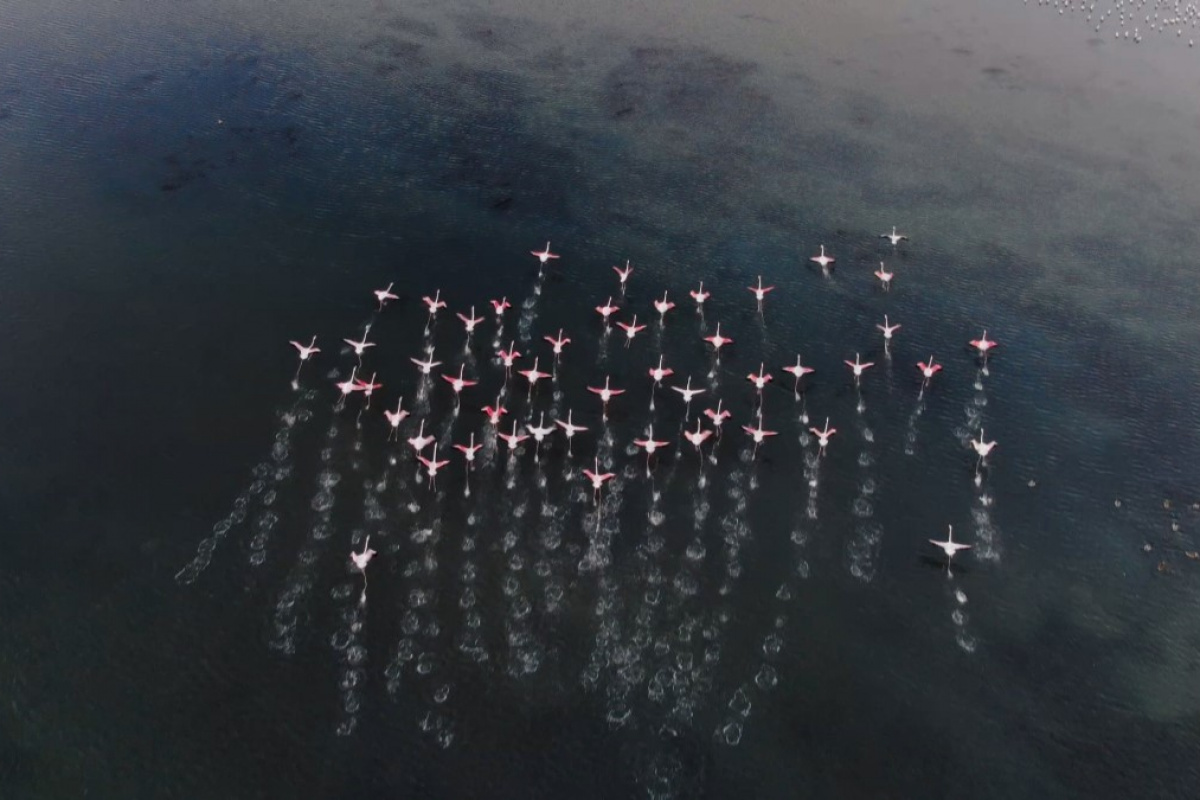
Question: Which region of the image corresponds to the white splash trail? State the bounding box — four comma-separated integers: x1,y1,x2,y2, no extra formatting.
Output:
268,418,345,655
330,536,370,737
846,389,883,582
175,387,316,585
959,367,1003,563
903,384,928,456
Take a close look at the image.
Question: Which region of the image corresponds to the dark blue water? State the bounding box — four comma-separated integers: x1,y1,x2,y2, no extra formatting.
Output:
3,1,1200,797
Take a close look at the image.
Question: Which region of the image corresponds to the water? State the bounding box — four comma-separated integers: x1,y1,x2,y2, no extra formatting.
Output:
3,0,1200,797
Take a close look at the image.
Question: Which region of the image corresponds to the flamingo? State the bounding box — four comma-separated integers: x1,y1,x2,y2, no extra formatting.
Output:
531,241,560,267
917,355,942,382
587,376,625,419
289,336,320,378
616,314,646,347
343,325,376,364
335,366,362,409
517,357,550,400
483,397,508,426
877,315,901,342
880,225,909,245
704,399,731,437
683,417,713,456
929,524,971,570
748,276,774,312
810,244,835,273
422,290,447,318
648,355,674,395
596,296,620,325
497,341,521,378
741,414,778,458
440,364,478,402
971,429,997,464
454,432,483,466
844,353,874,385
490,297,512,318
526,412,555,459
809,418,836,456
633,424,669,471
747,362,773,395
690,281,710,308
374,282,398,310
703,323,733,355
783,355,815,394
613,260,633,290
654,291,675,322
350,536,376,605
410,353,443,376
417,443,450,490
354,371,382,409
384,397,409,439
407,420,435,455
544,329,571,360
582,456,615,505
498,420,529,454
874,262,894,291
555,410,588,456
671,376,706,419
457,306,483,334
970,330,998,357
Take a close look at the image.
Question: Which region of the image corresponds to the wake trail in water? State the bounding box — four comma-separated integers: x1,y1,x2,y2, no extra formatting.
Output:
268,418,345,655
903,385,928,456
960,367,1002,562
846,389,883,582
330,535,370,736
175,387,316,585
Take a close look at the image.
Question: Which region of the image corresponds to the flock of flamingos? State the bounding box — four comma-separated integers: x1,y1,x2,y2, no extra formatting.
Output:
284,231,1001,604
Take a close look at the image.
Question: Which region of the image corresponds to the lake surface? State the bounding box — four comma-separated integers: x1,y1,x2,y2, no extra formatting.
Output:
2,0,1200,797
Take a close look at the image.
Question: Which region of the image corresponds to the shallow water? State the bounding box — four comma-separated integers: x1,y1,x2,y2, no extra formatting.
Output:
2,0,1199,797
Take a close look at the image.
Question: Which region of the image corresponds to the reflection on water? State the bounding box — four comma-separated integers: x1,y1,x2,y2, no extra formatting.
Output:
3,0,1200,797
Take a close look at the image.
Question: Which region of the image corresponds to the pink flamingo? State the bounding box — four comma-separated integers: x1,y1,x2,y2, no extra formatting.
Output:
457,306,483,334
374,282,398,310
526,412,555,460
917,355,942,382
690,281,710,308
441,364,478,404
683,417,713,456
880,225,909,245
613,260,633,291
531,241,560,268
971,429,997,466
588,376,625,419
649,354,674,387
703,323,733,355
555,409,588,456
454,432,482,466
350,536,376,604
498,420,529,454
704,399,731,437
742,416,778,458
810,244,835,273
654,291,675,322
844,353,874,385
497,341,521,379
406,420,435,455
410,353,442,376
384,397,409,439
491,297,512,318
422,289,447,320
335,366,362,409
747,362,773,395
929,525,971,572
343,325,376,364
671,376,706,419
877,315,901,343
634,424,669,471
289,336,320,379
354,371,382,409
483,397,508,427
417,443,450,490
748,276,774,312
582,456,615,505
596,296,620,326
874,262,894,291
544,329,571,361
616,314,646,347
517,357,550,400
783,355,814,394
809,417,836,456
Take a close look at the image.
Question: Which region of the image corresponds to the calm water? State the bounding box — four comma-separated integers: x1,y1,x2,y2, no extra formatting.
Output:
3,0,1200,797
